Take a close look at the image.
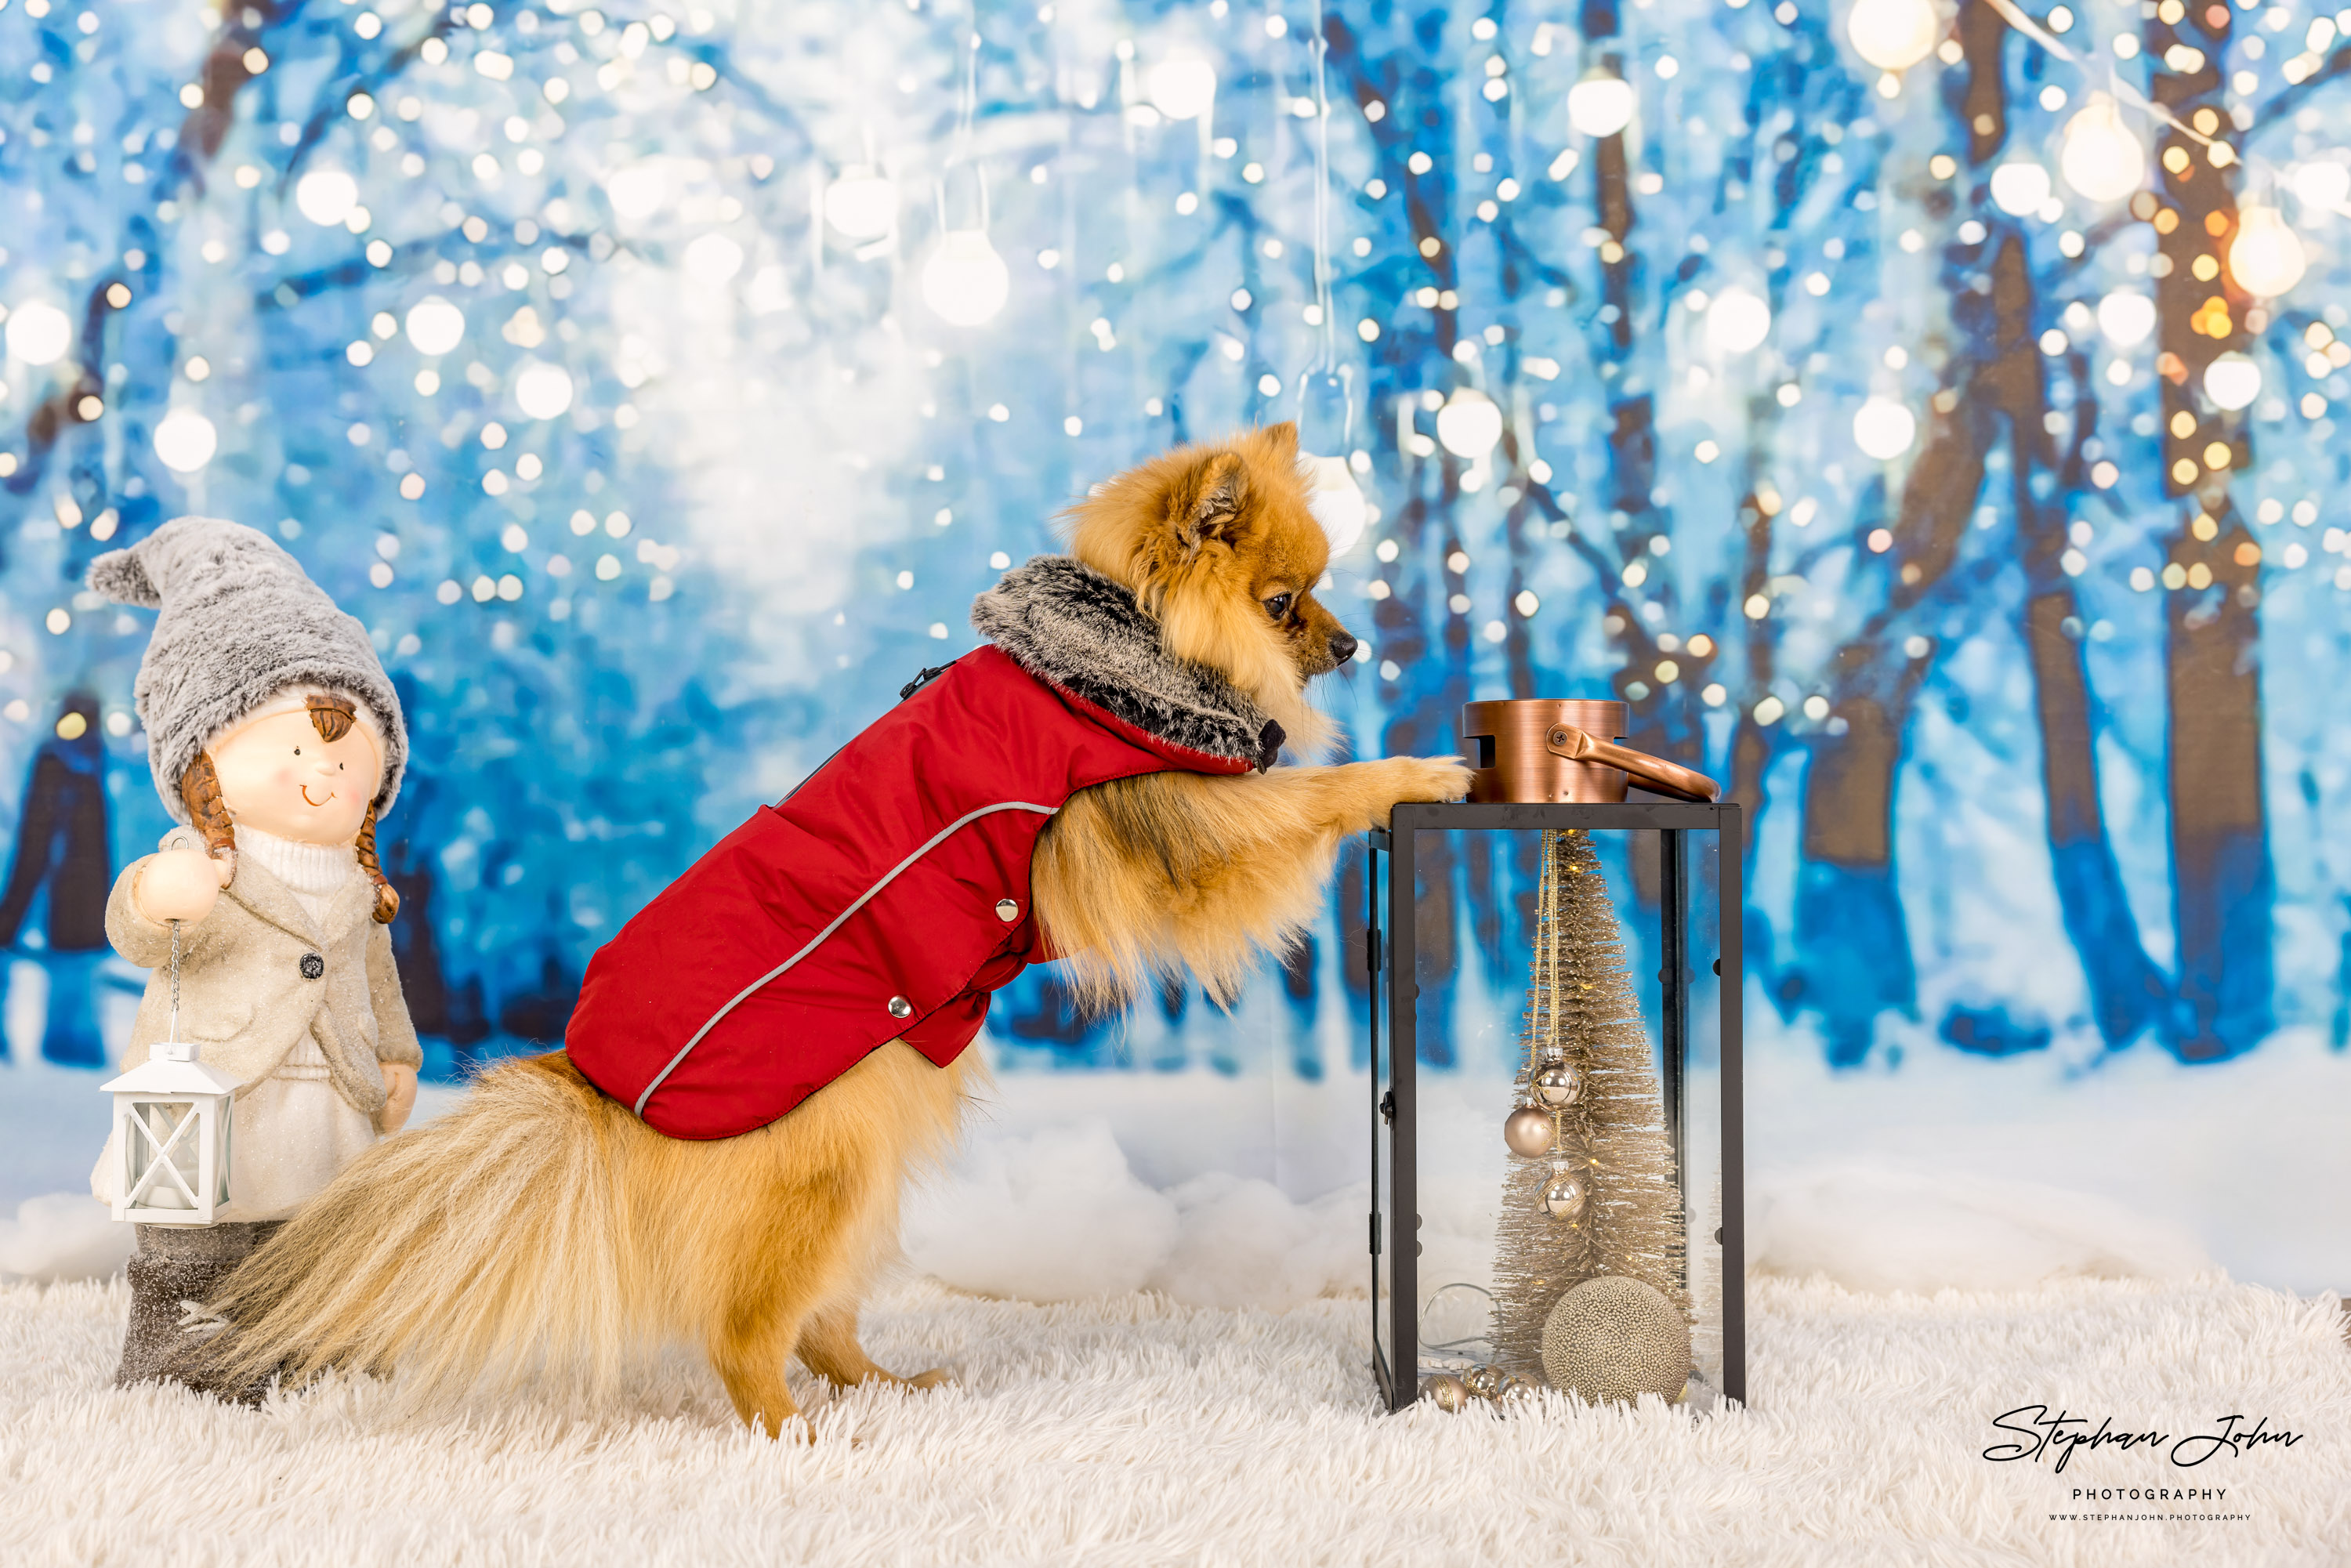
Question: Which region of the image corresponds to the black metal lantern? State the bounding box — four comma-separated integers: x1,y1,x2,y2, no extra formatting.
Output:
1367,799,1744,1410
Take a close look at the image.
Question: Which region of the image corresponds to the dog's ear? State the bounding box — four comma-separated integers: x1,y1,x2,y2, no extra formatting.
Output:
1177,451,1250,551
1258,420,1299,460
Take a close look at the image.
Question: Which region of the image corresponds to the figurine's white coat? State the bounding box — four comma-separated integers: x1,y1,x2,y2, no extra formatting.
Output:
92,827,421,1222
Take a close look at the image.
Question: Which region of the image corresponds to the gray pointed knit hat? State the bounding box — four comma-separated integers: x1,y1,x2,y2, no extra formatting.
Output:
89,516,408,824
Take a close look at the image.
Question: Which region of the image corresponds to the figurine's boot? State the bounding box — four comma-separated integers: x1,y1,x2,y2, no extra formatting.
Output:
114,1220,282,1398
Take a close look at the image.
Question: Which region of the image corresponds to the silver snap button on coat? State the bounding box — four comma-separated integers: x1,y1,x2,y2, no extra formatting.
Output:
995,899,1020,922
887,996,914,1019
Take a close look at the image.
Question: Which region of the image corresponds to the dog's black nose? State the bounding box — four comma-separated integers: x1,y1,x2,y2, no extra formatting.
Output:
1328,632,1358,664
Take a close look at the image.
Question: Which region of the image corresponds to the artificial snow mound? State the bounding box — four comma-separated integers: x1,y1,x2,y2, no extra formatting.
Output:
899,1118,1367,1308
900,1117,2216,1307
5,1131,2219,1309
1750,1164,2211,1295
0,1193,129,1284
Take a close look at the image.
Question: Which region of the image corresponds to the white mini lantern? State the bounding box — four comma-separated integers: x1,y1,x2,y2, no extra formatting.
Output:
104,1042,239,1223
101,923,240,1224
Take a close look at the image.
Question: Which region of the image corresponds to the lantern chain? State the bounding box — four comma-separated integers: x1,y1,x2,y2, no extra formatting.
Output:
168,918,182,1043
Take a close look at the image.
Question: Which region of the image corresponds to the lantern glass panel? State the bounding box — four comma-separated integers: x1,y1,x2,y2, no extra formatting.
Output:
1370,804,1741,1410
125,1098,203,1211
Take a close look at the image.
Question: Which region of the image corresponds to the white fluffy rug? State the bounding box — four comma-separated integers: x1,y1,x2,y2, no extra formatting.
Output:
3,1273,2344,1566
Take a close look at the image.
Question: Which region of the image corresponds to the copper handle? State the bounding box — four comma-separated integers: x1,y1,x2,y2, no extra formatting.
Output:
1545,725,1720,803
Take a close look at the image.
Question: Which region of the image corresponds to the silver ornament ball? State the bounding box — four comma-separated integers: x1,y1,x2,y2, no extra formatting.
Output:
1421,1373,1469,1412
1541,1168,1588,1219
1532,1063,1583,1109
1502,1106,1554,1158
1462,1363,1505,1400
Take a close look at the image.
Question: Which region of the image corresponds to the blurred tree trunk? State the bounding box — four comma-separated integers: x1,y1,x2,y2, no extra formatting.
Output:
1791,0,2163,1063
2148,6,2272,1060
1580,2,1681,922
1978,229,2170,1049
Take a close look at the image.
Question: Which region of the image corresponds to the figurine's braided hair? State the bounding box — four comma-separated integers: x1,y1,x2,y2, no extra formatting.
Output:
178,692,400,925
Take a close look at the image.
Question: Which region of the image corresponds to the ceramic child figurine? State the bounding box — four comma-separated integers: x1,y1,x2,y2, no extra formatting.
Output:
86,516,422,1392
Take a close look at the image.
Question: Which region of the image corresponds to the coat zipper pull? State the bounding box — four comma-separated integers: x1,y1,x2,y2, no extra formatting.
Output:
899,664,951,701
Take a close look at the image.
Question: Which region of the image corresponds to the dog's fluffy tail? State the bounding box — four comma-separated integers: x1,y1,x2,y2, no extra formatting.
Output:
199,1052,634,1407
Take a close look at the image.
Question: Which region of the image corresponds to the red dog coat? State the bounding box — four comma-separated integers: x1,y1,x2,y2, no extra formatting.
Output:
566,559,1284,1139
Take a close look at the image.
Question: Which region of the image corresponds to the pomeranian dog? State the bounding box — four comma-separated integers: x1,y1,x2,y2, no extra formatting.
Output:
196,423,1468,1435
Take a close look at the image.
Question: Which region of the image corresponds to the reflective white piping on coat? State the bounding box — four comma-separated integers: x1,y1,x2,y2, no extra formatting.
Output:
632,800,1060,1117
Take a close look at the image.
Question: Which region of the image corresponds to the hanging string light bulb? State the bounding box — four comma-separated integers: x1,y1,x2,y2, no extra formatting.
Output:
1435,386,1505,459
2096,291,2157,347
1704,288,1772,354
293,168,360,227
1566,71,1636,139
2059,95,2146,203
4,299,71,365
683,232,746,286
2202,352,2262,412
922,80,1009,339
824,166,898,240
152,408,219,473
1286,5,1363,558
2289,159,2351,215
1298,454,1368,555
922,230,1010,327
1145,55,1217,121
1989,161,2053,216
1845,0,1942,72
2226,205,2308,298
513,360,576,421
918,28,1008,328
404,295,466,357
1853,396,1918,460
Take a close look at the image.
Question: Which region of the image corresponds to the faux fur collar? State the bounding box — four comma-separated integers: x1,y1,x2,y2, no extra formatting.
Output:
971,557,1284,771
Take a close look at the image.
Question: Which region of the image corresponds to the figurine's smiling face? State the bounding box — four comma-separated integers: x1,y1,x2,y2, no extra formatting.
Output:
210,708,382,846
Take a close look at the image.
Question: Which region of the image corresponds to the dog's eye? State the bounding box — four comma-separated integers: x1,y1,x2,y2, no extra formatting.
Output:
1264,593,1293,621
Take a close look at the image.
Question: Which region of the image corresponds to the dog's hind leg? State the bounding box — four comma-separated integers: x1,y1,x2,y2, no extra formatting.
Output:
693,1164,845,1436
795,1301,951,1392
707,1287,816,1438
682,1042,973,1436
701,1279,804,1439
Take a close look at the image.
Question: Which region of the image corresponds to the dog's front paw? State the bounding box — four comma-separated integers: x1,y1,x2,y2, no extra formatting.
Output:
1356,755,1473,830
1386,755,1473,805
1331,756,1475,833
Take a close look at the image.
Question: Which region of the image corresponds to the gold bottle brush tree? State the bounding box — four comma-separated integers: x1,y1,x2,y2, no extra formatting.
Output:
1487,827,1690,1380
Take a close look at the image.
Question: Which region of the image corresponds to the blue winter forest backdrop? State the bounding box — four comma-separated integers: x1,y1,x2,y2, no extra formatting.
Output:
3,0,2349,1281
